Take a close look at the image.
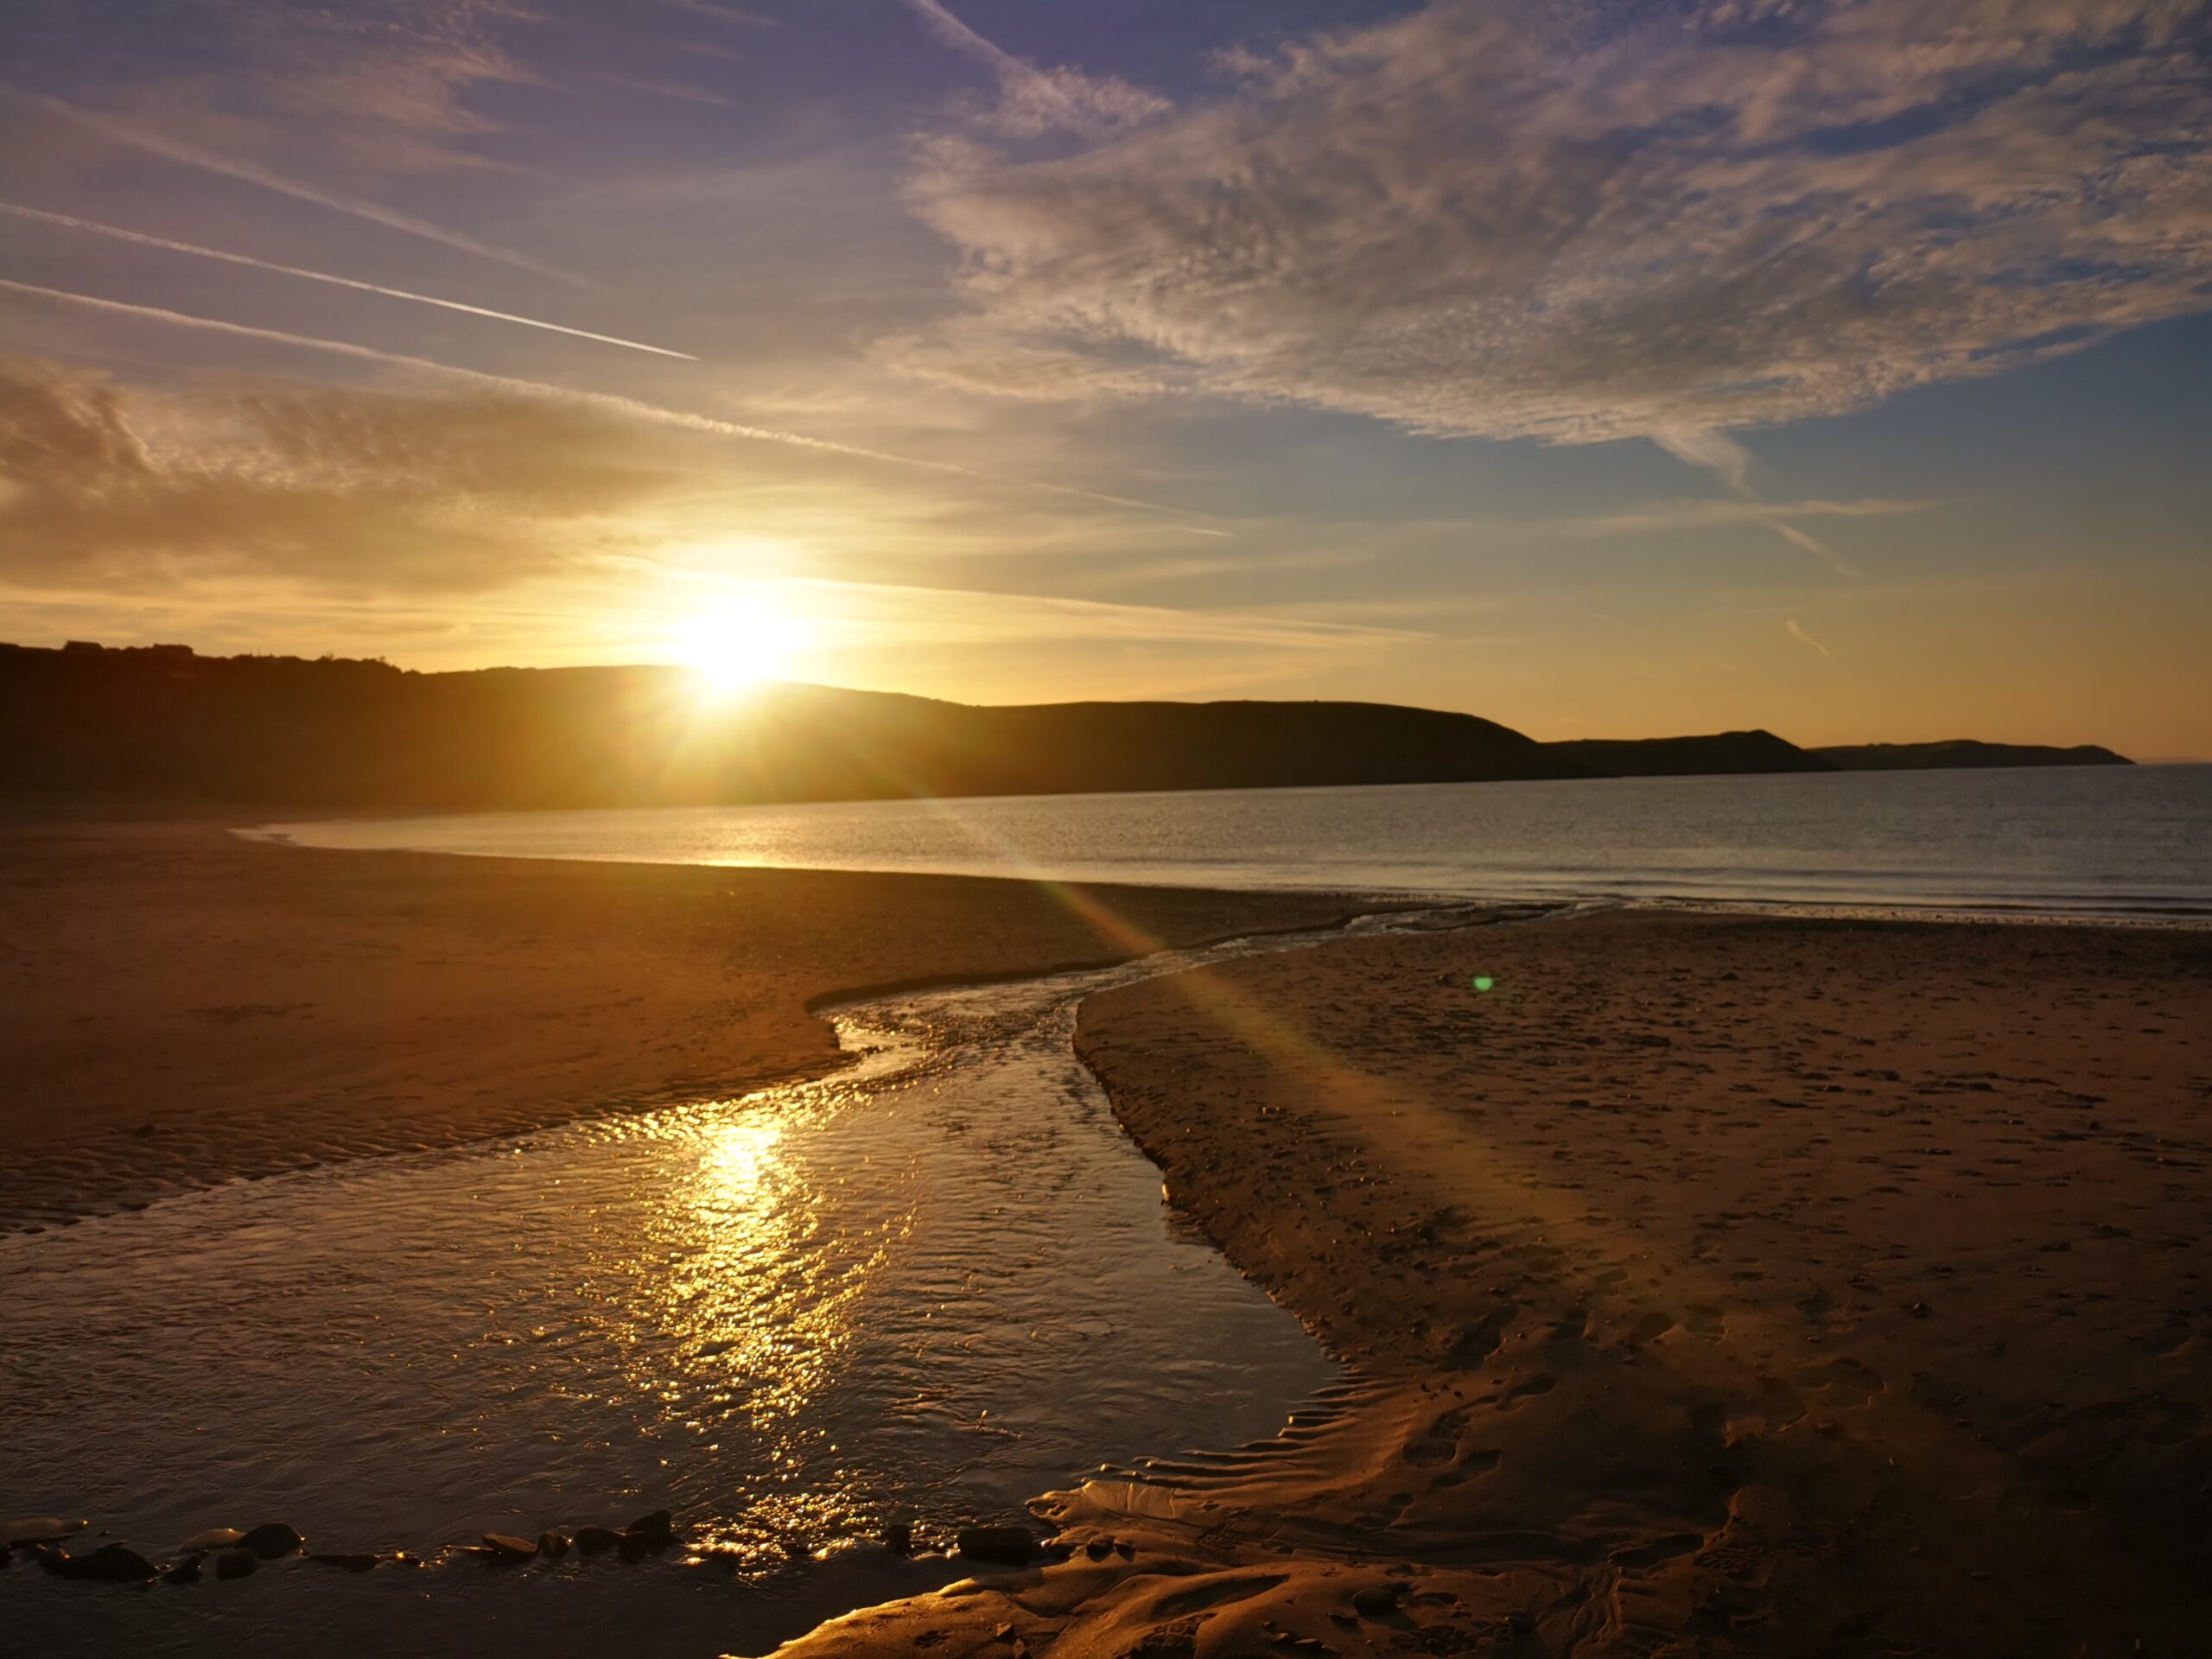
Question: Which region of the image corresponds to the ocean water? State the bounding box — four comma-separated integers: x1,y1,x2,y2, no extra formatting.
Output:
256,765,2212,921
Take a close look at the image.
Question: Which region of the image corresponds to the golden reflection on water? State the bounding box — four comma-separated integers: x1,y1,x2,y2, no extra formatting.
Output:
618,1082,909,1554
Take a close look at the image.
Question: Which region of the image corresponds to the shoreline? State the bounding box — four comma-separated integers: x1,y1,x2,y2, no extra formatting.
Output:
0,812,1384,1234
785,907,2212,1658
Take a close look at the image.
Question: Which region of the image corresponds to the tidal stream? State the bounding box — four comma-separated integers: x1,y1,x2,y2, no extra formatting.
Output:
0,907,1494,1657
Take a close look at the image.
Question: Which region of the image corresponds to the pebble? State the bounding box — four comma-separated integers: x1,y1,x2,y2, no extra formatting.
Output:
626,1509,676,1543
3,1517,89,1548
1351,1584,1402,1619
880,1520,915,1554
482,1533,538,1562
180,1528,246,1554
574,1525,626,1554
957,1526,1037,1565
241,1522,304,1560
537,1530,570,1560
164,1554,204,1585
214,1548,258,1581
67,1542,160,1582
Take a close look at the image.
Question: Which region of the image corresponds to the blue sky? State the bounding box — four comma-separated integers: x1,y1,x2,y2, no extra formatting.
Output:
2,0,2208,755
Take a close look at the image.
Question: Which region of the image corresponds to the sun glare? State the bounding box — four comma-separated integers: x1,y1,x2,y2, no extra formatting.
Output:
673,597,809,697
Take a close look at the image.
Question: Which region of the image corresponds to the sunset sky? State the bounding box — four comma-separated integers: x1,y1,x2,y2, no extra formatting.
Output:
3,0,2209,755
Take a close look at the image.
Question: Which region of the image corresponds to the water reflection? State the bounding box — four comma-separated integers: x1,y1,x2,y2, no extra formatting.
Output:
1,926,1357,1654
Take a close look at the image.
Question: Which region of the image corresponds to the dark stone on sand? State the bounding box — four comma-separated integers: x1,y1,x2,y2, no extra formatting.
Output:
214,1548,257,1580
308,1552,378,1572
483,1533,538,1562
880,1520,914,1554
179,1528,246,1554
537,1530,570,1559
241,1522,303,1559
574,1525,626,1554
1084,1538,1112,1560
4,1517,89,1548
626,1508,676,1542
617,1531,652,1561
164,1554,203,1584
66,1542,161,1582
957,1526,1037,1565
1351,1584,1402,1619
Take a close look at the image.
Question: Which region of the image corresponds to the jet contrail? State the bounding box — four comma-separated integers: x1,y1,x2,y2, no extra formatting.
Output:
0,202,695,360
3,88,585,286
1785,618,1837,663
1764,518,1862,580
0,278,1215,521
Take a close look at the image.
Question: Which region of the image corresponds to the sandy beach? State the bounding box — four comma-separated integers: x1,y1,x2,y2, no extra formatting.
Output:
790,909,2212,1658
10,818,2209,1655
0,813,1372,1233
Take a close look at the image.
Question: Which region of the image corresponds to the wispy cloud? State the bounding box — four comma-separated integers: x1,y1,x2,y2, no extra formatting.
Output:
1548,494,1922,576
1650,429,1753,496
664,0,775,29
1763,519,1859,581
908,0,2212,444
1785,618,1836,663
899,0,1166,137
0,202,696,359
4,87,583,284
0,278,1215,521
589,70,735,109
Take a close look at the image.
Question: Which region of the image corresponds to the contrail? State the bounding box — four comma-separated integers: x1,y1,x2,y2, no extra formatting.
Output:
900,0,1085,124
0,278,1215,521
1763,518,1861,580
0,202,695,360
3,88,585,286
1785,618,1836,662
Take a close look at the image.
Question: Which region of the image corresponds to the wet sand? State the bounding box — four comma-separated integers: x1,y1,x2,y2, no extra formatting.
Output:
0,812,1372,1232
789,910,2212,1659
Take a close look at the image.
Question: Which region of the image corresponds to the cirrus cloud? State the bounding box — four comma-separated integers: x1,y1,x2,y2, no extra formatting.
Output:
899,0,2212,448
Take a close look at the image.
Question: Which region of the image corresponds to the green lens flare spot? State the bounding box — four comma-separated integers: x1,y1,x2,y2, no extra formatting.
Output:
1472,976,1495,992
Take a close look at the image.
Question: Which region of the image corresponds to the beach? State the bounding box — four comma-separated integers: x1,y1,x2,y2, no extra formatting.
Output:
793,909,2212,1658
7,818,2209,1656
0,813,1371,1233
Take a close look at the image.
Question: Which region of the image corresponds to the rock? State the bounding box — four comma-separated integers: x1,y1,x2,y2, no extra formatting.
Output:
240,1522,303,1560
626,1508,675,1542
179,1528,246,1554
574,1525,626,1554
537,1530,570,1560
3,1517,89,1548
616,1531,652,1562
214,1548,258,1580
307,1552,378,1572
67,1542,160,1582
1084,1538,1112,1560
880,1520,914,1554
163,1554,204,1584
1351,1584,1402,1619
956,1526,1036,1565
482,1533,538,1562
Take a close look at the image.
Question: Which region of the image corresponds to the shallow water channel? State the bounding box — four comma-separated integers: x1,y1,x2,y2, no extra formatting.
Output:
0,910,1486,1656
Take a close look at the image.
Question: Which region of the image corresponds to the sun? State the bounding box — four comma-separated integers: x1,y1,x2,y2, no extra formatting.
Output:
671,596,809,697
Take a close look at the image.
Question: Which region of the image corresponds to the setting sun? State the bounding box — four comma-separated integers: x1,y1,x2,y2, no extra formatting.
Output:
672,596,809,696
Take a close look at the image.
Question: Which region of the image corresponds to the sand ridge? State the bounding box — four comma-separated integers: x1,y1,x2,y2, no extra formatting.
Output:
780,910,2211,1658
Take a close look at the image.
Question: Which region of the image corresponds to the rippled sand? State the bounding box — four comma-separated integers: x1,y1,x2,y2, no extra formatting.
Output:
789,909,2212,1658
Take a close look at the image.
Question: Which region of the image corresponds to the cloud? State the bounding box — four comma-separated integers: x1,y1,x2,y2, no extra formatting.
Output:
905,0,2212,445
0,278,1211,520
664,0,776,29
589,71,736,110
0,202,695,358
1551,498,1934,538
1650,429,1754,496
899,0,1168,137
1785,617,1837,662
0,356,679,592
6,86,582,283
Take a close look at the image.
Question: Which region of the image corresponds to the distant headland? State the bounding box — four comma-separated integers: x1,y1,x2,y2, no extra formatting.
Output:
0,640,2130,811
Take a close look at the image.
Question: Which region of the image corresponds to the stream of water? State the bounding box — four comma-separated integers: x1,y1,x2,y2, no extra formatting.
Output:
0,912,1488,1656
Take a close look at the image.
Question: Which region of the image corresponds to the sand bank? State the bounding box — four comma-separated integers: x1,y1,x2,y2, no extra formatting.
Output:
0,813,1372,1232
786,909,2212,1658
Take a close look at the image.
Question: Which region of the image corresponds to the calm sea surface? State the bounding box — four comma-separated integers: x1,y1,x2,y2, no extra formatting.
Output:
258,765,2212,920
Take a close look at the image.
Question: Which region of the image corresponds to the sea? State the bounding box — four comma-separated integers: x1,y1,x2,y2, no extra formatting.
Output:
253,764,2212,922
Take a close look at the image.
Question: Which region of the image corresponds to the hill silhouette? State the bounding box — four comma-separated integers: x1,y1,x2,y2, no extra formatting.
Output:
1814,740,2132,771
0,642,2128,810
